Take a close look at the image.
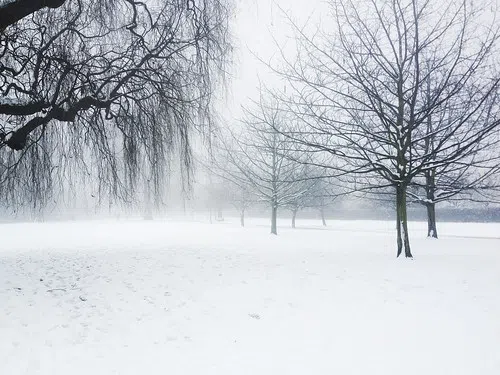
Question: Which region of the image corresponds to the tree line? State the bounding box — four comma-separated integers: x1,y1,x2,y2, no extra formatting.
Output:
210,0,500,258
1,0,499,259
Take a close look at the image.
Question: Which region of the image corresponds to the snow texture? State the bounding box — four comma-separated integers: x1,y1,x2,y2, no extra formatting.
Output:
1,219,500,374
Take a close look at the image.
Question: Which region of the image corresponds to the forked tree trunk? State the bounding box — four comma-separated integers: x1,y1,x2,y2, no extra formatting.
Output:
426,203,438,238
291,209,297,228
396,184,412,258
271,203,278,235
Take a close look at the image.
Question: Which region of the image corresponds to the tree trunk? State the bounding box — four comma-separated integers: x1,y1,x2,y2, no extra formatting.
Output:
426,203,438,238
271,203,278,235
396,184,412,258
291,209,297,228
320,207,327,226
396,191,403,255
271,133,278,235
0,0,67,31
425,169,438,238
240,209,245,227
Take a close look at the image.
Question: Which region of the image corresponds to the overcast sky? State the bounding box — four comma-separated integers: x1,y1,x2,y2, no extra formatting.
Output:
222,0,499,126
222,0,326,123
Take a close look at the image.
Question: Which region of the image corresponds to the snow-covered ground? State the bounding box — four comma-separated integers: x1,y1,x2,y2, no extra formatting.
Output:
1,218,499,374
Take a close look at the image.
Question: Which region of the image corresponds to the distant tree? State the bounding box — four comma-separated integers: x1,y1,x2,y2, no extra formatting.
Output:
307,176,341,227
207,180,227,222
284,162,336,228
228,184,254,227
277,152,312,228
215,96,311,234
199,149,254,227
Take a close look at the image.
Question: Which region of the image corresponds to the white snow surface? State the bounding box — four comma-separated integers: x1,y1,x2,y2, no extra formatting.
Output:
1,218,500,374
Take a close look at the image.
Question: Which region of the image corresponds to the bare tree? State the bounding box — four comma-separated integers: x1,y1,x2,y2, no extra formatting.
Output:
198,146,254,226
307,176,341,227
269,0,500,257
283,161,332,228
228,184,254,227
408,86,500,238
215,96,311,235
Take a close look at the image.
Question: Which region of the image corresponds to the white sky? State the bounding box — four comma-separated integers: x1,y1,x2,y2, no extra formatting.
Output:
221,0,327,123
222,0,499,126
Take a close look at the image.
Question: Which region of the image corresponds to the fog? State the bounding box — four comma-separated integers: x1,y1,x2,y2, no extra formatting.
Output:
2,2,500,374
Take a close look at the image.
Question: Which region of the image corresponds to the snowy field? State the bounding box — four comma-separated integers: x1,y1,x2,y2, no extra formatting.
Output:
1,218,499,375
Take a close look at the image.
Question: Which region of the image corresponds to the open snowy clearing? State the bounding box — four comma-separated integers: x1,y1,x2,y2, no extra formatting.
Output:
1,218,499,375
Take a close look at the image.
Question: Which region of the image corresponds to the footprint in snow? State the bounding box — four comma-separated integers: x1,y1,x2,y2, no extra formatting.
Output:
248,313,260,320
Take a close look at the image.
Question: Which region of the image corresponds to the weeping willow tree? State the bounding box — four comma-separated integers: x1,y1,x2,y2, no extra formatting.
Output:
0,0,232,215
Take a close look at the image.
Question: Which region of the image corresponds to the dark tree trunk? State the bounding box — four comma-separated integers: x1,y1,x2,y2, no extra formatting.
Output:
271,203,278,235
240,209,245,227
425,169,438,238
0,0,67,31
396,191,403,255
396,184,412,258
291,209,297,228
320,207,327,226
426,203,438,238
